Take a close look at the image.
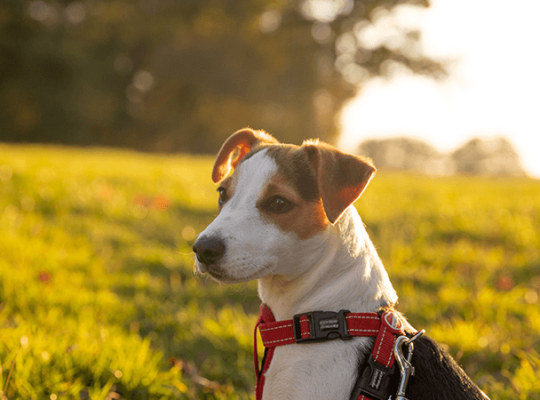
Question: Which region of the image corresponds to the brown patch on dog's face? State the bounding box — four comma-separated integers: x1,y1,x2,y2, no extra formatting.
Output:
216,175,237,213
256,149,329,240
264,145,319,203
268,195,328,240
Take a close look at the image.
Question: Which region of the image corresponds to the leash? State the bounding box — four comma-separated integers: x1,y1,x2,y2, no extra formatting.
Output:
254,303,424,400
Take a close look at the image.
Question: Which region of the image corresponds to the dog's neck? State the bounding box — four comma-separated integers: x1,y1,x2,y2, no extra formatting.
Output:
258,206,398,321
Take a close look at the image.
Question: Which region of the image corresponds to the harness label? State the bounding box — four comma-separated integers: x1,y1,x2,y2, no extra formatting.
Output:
319,318,339,331
369,369,384,390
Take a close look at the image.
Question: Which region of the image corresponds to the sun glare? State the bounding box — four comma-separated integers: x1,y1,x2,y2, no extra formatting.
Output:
338,0,540,178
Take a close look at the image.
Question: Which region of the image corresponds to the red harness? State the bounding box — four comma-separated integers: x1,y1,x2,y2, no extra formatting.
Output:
254,303,406,400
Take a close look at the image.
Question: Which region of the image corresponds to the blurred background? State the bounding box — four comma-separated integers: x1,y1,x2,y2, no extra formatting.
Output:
1,1,540,399
2,0,537,176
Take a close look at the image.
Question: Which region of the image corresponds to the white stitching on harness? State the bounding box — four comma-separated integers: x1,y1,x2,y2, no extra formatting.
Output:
346,315,379,320
385,339,394,368
265,336,295,344
375,325,387,364
260,324,293,333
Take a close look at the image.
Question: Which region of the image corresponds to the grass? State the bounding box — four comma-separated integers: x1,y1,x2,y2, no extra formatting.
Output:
0,143,539,399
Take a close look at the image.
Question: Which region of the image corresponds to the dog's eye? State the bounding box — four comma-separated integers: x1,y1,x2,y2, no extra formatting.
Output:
267,196,294,214
217,187,227,206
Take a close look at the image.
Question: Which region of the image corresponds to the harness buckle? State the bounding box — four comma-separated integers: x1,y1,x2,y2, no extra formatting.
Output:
350,355,396,400
293,310,353,343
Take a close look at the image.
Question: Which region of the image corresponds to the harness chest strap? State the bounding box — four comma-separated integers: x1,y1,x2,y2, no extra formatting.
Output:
254,304,405,400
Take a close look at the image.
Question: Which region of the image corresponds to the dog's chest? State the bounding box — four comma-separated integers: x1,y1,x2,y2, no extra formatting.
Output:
262,338,371,400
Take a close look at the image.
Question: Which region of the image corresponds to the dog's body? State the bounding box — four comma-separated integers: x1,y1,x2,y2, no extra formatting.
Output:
194,129,489,400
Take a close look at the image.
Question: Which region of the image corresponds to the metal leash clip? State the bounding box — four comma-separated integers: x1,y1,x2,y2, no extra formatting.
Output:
393,329,425,400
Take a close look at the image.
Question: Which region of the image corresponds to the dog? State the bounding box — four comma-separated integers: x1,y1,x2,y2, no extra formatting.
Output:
193,128,490,400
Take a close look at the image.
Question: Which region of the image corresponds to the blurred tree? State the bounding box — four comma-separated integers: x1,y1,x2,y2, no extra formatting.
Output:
358,136,526,176
0,0,444,153
358,136,442,173
451,137,525,176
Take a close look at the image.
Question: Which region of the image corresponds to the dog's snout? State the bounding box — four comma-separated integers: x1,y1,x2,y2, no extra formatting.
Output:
193,236,226,266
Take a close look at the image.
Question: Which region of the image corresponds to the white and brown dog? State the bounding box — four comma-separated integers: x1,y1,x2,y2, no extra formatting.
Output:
193,128,489,400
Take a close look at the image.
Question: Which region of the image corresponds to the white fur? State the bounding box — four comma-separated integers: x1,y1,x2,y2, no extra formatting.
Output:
196,150,292,282
258,207,397,400
195,149,399,400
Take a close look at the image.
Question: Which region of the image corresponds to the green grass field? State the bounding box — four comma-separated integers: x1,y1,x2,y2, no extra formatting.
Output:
0,144,539,400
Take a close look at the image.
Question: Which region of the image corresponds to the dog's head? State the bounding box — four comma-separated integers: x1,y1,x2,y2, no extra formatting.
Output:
193,128,375,283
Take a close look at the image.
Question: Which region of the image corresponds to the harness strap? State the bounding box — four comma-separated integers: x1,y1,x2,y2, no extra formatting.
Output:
258,312,382,347
254,304,277,400
372,312,403,369
254,304,405,400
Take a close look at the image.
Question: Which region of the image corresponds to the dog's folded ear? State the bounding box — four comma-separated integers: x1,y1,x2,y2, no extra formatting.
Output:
212,128,279,183
303,142,376,224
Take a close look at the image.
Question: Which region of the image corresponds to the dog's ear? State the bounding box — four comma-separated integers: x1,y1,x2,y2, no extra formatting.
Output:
303,141,375,224
212,128,279,183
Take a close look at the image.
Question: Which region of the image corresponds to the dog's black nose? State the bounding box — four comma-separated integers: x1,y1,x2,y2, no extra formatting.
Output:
193,236,226,266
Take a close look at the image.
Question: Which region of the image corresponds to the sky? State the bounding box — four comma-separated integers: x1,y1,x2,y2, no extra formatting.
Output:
337,0,540,178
